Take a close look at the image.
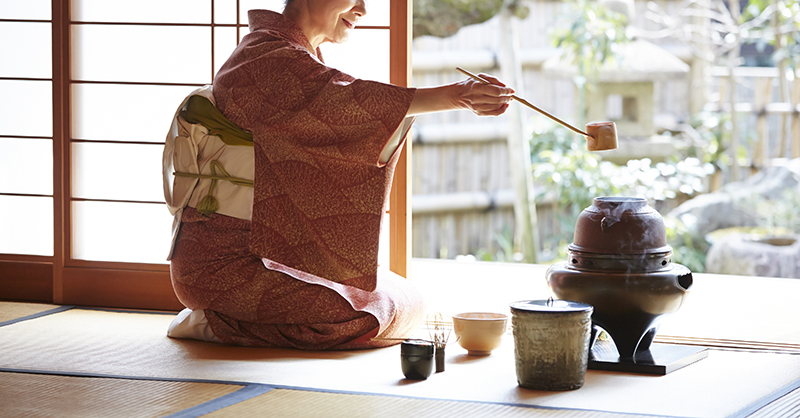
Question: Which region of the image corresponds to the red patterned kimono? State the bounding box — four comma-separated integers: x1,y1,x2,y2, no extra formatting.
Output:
169,10,424,350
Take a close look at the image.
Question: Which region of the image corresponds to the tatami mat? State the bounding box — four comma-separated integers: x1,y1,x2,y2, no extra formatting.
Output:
0,301,66,325
745,384,800,418
0,371,245,418
1,303,799,418
203,388,669,418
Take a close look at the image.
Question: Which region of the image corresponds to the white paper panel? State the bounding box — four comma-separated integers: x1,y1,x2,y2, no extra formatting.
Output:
72,83,196,142
321,29,390,83
0,80,52,137
0,138,53,195
214,27,239,77
0,196,53,256
214,0,239,24
0,0,51,20
72,201,172,263
238,0,284,22
72,0,211,24
72,142,164,202
71,25,211,83
361,0,390,27
0,22,51,79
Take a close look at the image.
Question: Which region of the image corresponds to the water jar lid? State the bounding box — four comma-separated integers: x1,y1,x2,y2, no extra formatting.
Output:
510,298,593,314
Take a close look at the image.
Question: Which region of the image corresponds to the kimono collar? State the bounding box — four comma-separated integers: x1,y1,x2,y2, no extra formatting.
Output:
247,9,321,59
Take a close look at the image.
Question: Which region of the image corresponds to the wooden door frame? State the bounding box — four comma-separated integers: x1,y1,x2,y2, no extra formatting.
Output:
389,0,413,280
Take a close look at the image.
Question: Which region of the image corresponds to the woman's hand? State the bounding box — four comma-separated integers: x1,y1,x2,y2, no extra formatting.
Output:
407,73,515,117
451,73,515,116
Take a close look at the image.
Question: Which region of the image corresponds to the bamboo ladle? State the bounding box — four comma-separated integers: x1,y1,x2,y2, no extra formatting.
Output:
456,67,618,151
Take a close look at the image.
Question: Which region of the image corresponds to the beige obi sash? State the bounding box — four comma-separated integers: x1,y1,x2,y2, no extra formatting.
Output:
162,86,255,260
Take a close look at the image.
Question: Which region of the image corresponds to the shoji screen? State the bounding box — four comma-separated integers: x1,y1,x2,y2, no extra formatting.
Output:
0,1,54,257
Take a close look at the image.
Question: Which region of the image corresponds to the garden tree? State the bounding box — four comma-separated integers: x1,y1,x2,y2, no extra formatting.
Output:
548,0,631,126
642,0,800,179
741,0,800,159
412,0,528,38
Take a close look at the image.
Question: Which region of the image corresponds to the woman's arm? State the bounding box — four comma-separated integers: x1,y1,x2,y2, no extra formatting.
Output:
406,73,515,117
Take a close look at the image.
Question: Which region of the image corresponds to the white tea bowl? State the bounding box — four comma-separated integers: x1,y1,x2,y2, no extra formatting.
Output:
452,312,509,356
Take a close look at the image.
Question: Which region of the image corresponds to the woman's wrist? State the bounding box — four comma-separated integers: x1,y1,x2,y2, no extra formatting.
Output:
407,84,460,116
406,78,512,117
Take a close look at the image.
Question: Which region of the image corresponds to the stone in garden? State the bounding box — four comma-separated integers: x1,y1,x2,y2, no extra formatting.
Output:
705,232,800,279
668,163,800,238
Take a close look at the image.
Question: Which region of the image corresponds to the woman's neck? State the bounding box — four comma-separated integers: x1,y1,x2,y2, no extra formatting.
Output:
282,2,322,51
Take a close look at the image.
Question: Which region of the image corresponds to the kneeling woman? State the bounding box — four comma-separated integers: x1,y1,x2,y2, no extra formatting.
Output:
162,0,514,350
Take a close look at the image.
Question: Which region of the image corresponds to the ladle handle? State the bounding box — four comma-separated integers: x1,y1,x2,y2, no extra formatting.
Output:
455,67,591,137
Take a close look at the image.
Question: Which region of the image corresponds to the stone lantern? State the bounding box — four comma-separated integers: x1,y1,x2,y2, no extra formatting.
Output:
541,0,690,162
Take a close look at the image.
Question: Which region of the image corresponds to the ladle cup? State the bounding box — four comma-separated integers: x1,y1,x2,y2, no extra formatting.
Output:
584,121,618,152
455,67,618,151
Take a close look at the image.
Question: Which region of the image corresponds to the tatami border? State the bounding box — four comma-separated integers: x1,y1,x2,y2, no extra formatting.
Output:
727,377,800,418
0,305,75,327
162,384,275,418
0,305,178,329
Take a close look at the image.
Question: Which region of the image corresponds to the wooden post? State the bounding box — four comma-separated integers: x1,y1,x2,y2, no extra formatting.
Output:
499,2,539,263
389,0,412,278
753,77,771,170
793,71,800,159
777,67,789,158
728,0,741,181
715,68,727,188
690,7,711,116
774,11,789,158
52,0,70,304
